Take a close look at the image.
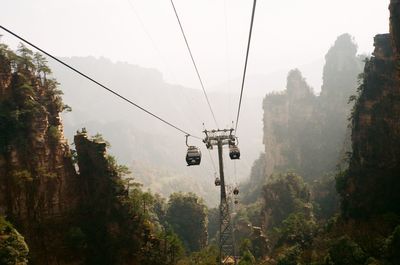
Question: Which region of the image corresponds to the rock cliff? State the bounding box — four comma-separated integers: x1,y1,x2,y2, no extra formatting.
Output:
262,34,363,181
0,43,148,265
340,0,400,218
0,44,81,263
390,0,400,58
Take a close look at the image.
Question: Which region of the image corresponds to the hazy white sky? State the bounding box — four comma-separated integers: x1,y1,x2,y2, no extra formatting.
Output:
1,0,390,91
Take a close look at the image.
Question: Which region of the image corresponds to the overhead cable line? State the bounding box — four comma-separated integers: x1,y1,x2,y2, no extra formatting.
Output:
207,149,217,174
0,25,202,140
224,0,233,124
235,0,257,132
125,0,205,131
169,0,219,129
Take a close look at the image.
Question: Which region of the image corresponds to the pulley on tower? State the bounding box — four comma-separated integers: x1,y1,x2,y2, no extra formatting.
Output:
185,135,201,166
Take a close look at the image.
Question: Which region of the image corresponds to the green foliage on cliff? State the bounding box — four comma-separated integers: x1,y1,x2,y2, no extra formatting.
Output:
241,153,266,204
0,216,29,265
340,33,400,219
312,174,340,220
176,245,218,265
276,245,302,265
70,132,189,265
383,225,400,265
166,192,208,252
1,42,216,265
0,42,67,155
238,250,256,265
325,236,367,265
263,173,311,229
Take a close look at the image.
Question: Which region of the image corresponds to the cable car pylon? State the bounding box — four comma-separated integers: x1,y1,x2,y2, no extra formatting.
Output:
203,129,237,265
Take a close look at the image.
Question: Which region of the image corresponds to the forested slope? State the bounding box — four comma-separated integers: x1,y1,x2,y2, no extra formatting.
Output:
235,1,400,264
0,43,210,265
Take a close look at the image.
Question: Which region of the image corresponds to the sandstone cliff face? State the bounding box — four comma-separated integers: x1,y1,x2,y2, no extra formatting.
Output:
262,34,363,181
390,0,400,58
72,133,141,265
0,45,141,264
263,70,316,178
0,47,80,263
340,2,400,217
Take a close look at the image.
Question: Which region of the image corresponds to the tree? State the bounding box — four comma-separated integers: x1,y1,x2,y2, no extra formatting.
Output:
16,43,34,71
262,173,312,229
384,225,400,264
176,246,218,265
326,236,366,265
0,216,29,265
238,250,256,265
238,239,256,265
166,192,208,252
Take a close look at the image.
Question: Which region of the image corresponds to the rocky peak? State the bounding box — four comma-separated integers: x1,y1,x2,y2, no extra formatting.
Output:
320,34,361,109
339,7,400,217
262,33,362,182
286,69,313,99
390,0,400,57
0,43,142,264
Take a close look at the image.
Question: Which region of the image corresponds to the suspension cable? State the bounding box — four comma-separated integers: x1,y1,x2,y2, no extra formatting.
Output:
235,0,257,132
224,0,233,124
207,149,217,174
125,0,205,130
0,25,202,140
234,160,238,185
169,0,219,129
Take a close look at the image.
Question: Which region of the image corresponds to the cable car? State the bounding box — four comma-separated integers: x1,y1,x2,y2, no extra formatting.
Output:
229,145,240,160
215,177,221,186
233,187,239,195
234,200,238,205
186,146,201,166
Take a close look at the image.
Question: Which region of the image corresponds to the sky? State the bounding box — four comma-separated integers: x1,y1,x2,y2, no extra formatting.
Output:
1,0,390,92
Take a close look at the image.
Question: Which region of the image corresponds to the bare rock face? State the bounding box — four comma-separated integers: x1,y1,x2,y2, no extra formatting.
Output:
263,34,362,181
263,69,317,178
262,34,363,182
0,50,81,263
0,45,140,264
390,0,400,57
340,11,400,217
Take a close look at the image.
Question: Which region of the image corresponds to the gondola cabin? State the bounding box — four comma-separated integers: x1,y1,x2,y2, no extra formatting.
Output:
229,145,240,160
233,187,239,195
215,177,221,186
186,146,201,166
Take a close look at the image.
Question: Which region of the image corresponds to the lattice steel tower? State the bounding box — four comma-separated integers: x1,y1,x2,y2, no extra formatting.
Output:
203,129,236,265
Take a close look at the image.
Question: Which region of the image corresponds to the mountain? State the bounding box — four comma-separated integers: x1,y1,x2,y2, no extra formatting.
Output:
209,58,325,98
235,1,400,264
0,43,199,264
241,34,365,205
47,56,264,205
339,32,400,217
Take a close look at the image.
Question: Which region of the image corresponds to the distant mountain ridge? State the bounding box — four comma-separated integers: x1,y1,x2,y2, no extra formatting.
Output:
48,56,264,205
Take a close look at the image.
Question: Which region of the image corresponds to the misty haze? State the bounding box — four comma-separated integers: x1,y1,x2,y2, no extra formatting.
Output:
1,0,399,265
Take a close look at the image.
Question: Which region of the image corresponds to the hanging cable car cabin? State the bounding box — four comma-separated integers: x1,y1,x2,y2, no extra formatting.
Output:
229,145,240,160
215,177,221,186
233,187,239,195
186,146,201,166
